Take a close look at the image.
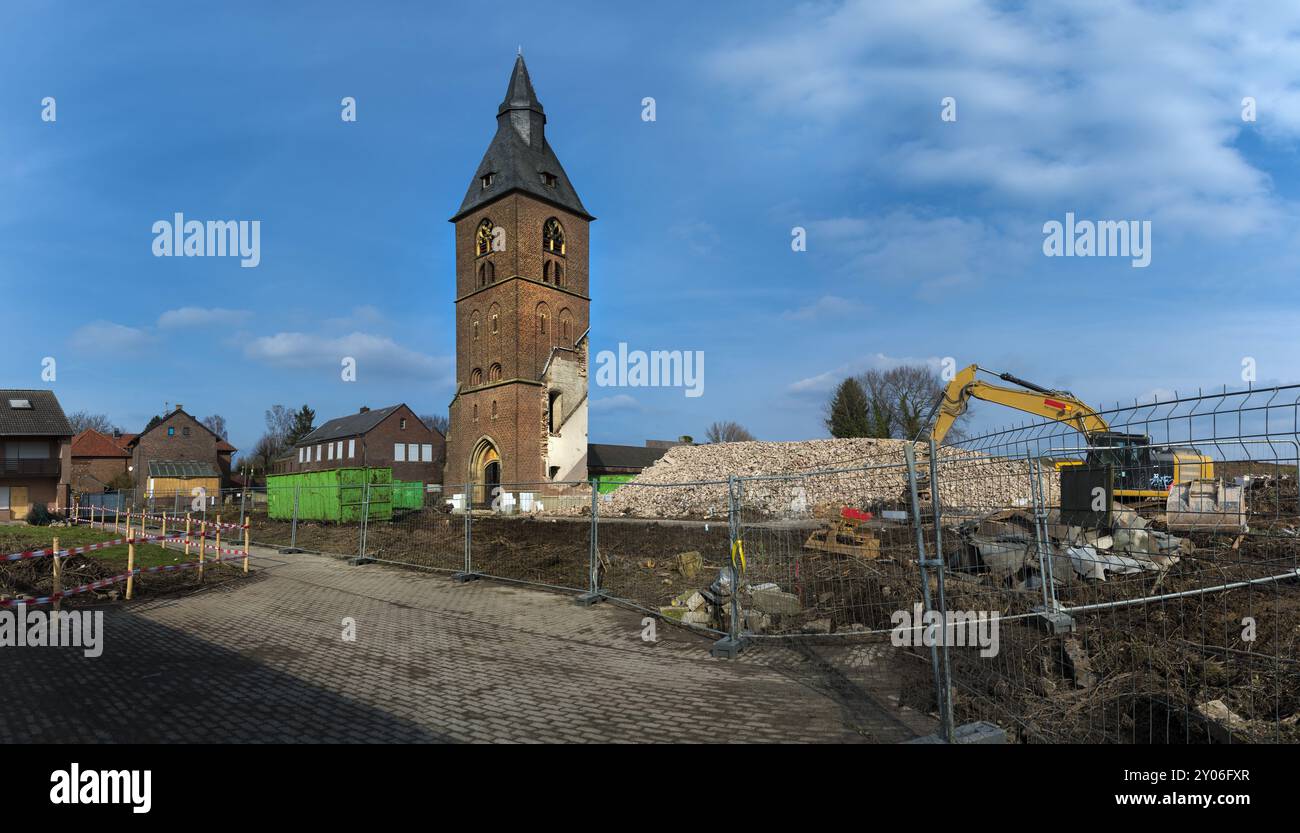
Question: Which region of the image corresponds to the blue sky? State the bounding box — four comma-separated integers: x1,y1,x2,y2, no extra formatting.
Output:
2,0,1300,455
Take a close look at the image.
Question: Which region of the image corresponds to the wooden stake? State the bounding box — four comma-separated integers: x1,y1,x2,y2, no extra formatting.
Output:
198,520,206,581
185,515,192,558
243,520,250,574
161,513,168,551
215,515,222,567
52,536,61,612
125,539,135,600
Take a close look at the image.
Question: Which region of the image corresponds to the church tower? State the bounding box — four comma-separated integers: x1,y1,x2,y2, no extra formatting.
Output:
444,55,593,497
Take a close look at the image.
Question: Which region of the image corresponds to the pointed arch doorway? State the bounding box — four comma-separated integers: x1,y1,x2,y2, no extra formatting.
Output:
470,438,502,506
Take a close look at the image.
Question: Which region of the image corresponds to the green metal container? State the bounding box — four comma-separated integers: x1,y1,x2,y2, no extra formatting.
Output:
392,480,425,510
266,467,393,522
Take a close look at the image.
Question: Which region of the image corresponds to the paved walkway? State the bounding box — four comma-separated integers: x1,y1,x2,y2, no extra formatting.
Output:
0,547,933,743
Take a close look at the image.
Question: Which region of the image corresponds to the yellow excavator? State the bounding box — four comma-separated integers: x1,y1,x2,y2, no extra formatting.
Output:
930,364,1212,499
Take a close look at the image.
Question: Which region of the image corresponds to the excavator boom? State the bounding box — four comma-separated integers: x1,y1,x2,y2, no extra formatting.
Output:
931,364,1110,444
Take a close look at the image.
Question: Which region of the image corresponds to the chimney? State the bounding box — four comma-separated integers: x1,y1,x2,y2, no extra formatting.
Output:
359,406,370,413
175,403,183,412
113,429,121,438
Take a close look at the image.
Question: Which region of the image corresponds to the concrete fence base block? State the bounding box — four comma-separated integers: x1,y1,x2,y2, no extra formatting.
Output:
906,721,1007,744
1033,608,1077,634
574,591,605,607
348,556,376,566
709,636,745,659
451,572,480,584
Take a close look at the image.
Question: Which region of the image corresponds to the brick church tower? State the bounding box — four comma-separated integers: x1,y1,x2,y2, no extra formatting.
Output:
444,55,593,497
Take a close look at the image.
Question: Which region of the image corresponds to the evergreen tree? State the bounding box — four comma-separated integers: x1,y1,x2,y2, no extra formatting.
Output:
825,377,872,437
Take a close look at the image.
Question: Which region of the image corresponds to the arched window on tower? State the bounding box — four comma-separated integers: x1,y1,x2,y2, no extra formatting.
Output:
536,302,549,335
559,308,573,344
491,400,498,420
554,262,564,287
485,260,496,283
488,363,502,382
477,263,485,287
543,261,551,283
543,218,565,256
476,219,494,256
470,368,483,386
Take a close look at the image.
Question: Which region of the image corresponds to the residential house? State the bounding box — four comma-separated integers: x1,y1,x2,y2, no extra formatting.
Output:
125,405,235,499
280,404,445,486
0,390,73,520
71,429,135,494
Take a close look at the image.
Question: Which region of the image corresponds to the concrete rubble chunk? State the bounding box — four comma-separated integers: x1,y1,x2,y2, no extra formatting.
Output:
750,587,801,615
675,550,703,578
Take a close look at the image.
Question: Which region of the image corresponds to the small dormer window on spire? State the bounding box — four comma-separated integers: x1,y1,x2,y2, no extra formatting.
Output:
481,172,495,189
541,172,557,188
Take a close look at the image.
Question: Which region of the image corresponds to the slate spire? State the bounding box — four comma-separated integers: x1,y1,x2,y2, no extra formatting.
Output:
451,55,592,222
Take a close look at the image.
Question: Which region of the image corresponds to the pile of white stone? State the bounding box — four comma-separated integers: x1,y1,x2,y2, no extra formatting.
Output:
604,438,1058,519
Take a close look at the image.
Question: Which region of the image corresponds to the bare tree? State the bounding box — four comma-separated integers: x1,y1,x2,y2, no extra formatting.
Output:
201,414,229,440
854,364,966,442
705,421,756,443
420,413,449,435
67,410,118,435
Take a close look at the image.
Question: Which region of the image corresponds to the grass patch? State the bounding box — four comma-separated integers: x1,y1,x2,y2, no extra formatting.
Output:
0,524,191,570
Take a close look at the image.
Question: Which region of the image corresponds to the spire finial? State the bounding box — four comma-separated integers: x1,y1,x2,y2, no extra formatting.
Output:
518,45,522,56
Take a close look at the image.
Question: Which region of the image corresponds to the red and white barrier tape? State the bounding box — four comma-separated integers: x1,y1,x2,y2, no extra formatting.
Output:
1,553,250,608
4,534,190,563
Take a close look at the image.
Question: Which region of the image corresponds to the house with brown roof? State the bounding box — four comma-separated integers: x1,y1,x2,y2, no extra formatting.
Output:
71,428,134,494
0,390,73,521
122,405,237,498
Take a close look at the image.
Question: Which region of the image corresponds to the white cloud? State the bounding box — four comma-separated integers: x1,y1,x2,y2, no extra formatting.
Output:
590,394,641,412
157,307,251,329
707,0,1300,236
807,211,1016,300
243,331,449,381
782,295,869,321
69,321,151,353
787,352,946,397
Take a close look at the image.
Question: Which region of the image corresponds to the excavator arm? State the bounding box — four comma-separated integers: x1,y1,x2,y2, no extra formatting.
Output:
931,364,1110,444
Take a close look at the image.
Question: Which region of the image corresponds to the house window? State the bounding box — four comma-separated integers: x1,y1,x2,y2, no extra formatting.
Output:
182,427,191,437
316,445,322,462
7,399,32,409
328,443,335,461
421,443,433,463
168,427,175,436
336,440,344,458
394,443,406,462
400,418,407,430
348,439,356,459
543,218,565,255
408,443,419,462
476,219,494,256
298,447,305,464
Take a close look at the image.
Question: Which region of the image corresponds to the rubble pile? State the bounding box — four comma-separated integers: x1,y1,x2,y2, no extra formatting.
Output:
605,438,1059,519
956,502,1192,586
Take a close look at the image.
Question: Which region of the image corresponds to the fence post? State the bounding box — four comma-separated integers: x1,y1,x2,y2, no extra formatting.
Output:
576,479,603,606
290,485,300,552
239,485,247,530
710,475,746,659
51,536,61,612
125,539,135,601
351,481,374,565
454,481,477,583
215,515,222,567
904,443,953,742
926,439,955,740
198,520,207,581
